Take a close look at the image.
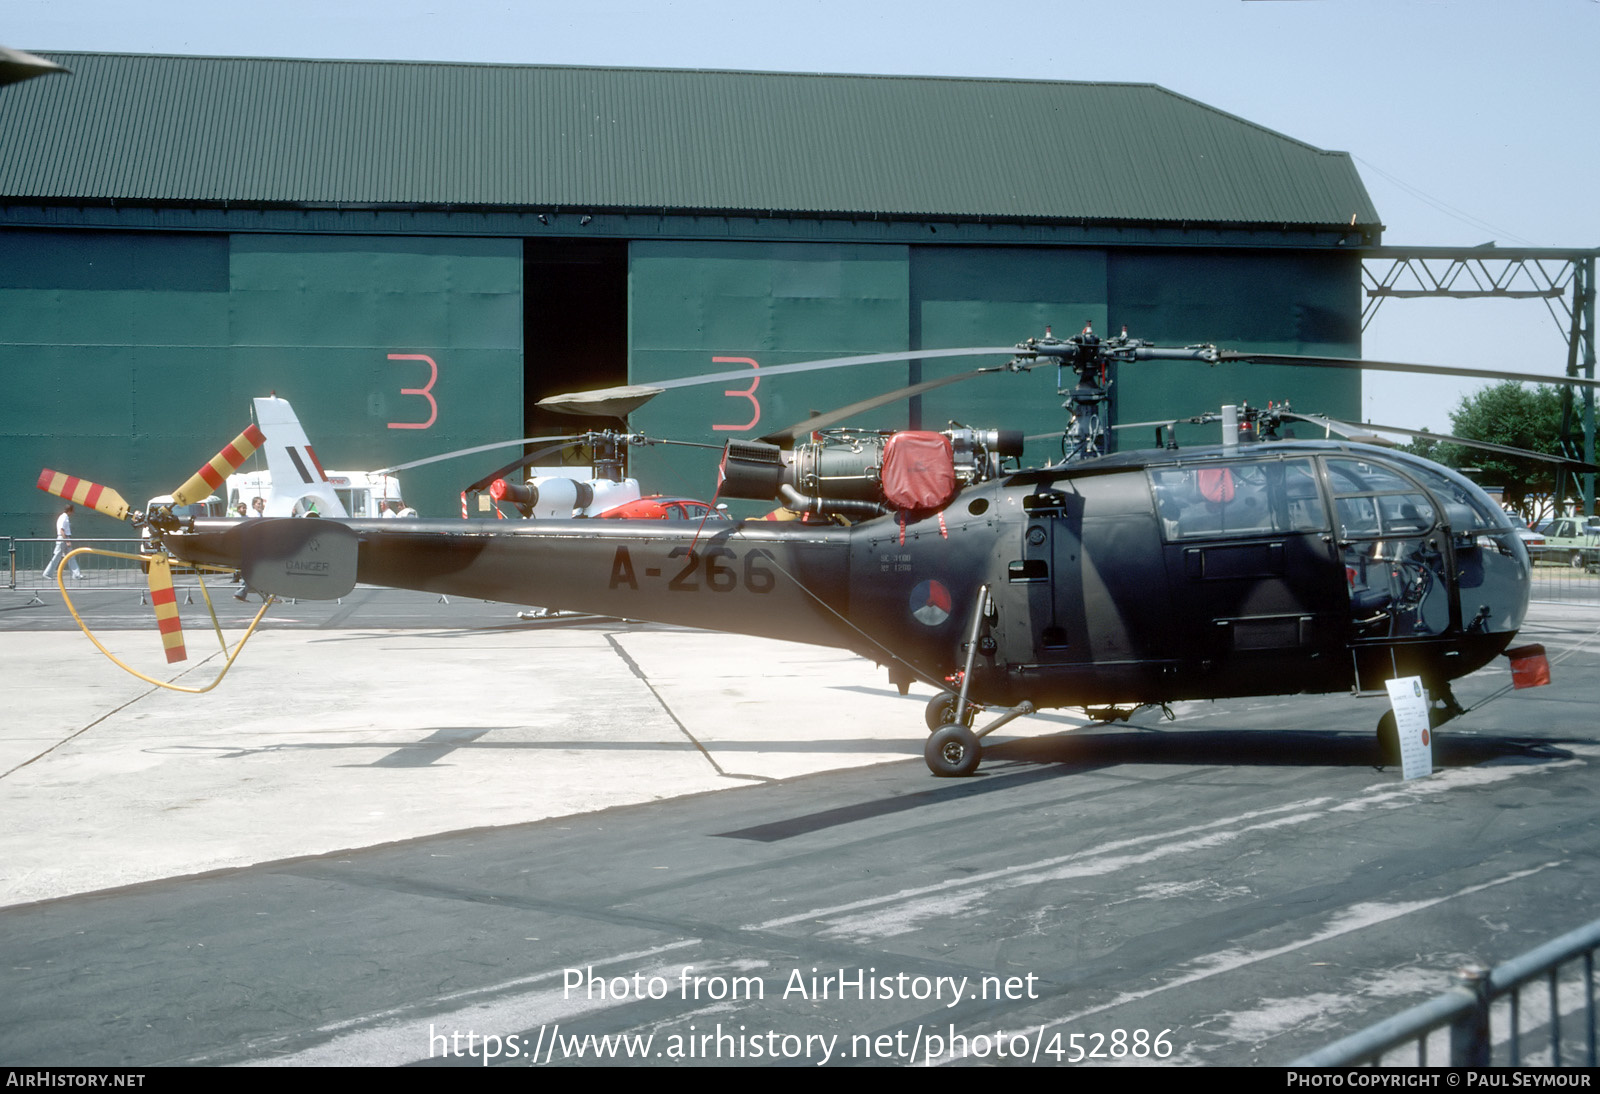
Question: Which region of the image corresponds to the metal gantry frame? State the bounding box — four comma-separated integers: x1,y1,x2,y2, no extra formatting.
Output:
1362,246,1598,516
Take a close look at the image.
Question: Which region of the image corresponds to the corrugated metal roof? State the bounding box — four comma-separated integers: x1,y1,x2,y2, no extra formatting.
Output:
0,53,1379,227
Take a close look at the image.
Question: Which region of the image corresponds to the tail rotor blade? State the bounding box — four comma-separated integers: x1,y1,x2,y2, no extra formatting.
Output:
37,469,131,521
171,424,267,507
145,555,187,664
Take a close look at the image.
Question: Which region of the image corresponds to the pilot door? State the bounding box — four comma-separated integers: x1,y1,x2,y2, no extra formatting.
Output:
1153,457,1349,694
1325,456,1455,645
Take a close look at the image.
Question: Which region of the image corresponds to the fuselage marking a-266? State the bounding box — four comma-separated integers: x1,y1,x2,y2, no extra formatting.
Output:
607,545,779,593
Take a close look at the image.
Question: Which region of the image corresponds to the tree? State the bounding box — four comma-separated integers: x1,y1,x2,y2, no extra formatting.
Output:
1413,382,1566,520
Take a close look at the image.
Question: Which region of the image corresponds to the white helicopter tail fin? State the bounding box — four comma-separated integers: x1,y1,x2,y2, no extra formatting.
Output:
251,396,349,518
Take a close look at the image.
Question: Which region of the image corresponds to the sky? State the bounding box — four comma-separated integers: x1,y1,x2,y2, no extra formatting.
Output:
8,0,1598,434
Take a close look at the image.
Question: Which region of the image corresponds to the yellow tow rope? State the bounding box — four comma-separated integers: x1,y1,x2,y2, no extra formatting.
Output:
54,546,274,693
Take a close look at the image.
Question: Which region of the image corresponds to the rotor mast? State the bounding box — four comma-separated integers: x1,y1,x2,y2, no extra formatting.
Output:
1012,325,1220,462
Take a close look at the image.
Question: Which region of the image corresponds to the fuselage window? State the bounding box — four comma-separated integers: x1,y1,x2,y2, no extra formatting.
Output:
1149,458,1326,540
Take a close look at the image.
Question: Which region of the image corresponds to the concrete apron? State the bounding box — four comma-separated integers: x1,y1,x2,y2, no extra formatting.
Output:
1,622,1083,907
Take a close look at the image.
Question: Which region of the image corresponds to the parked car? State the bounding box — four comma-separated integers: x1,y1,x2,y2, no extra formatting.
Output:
1537,516,1600,571
598,496,730,521
1505,514,1546,556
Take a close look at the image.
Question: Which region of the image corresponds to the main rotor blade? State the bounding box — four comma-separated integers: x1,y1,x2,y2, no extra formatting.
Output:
536,385,664,418
539,346,1019,411
759,369,992,445
1277,412,1397,446
1222,353,1600,391
1108,416,1217,431
377,435,583,475
0,46,69,86
1282,412,1600,473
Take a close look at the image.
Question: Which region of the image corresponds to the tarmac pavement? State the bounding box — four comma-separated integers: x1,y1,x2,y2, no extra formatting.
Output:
5,585,1600,1066
0,585,1085,907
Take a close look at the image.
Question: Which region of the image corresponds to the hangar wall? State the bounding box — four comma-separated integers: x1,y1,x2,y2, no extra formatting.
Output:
3,226,1359,533
3,231,522,535
627,241,1361,504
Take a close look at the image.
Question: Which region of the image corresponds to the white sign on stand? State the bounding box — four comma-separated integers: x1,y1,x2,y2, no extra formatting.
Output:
1384,676,1433,780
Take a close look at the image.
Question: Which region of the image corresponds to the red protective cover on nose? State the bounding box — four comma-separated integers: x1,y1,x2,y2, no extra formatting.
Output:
1506,644,1550,689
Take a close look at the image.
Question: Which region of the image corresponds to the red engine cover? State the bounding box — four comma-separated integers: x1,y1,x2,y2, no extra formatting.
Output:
881,432,958,511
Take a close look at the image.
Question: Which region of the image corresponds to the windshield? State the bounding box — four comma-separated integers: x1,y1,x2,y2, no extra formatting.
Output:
1382,451,1508,533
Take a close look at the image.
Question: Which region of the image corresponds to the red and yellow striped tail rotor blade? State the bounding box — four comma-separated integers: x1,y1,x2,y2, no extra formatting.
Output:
145,555,187,664
37,469,131,522
170,424,267,507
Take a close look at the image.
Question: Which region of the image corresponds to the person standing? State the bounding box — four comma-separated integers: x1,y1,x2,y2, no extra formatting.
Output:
44,503,82,580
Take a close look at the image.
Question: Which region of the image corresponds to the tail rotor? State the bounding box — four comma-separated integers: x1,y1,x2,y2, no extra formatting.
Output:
36,423,272,684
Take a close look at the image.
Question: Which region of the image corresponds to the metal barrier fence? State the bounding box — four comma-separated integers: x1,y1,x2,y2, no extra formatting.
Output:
1530,558,1600,605
1295,917,1600,1067
5,536,223,597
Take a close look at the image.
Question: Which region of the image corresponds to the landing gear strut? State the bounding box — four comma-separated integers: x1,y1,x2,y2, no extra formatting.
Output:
921,584,1036,776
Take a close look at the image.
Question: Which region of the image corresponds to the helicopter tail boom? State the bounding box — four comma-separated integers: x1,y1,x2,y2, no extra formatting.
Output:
172,517,866,651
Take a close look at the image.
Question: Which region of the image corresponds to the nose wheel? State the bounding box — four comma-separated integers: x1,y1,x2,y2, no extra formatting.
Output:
1374,681,1465,767
1375,711,1401,767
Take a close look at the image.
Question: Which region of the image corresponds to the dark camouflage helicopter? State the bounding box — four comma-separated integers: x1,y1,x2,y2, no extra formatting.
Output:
39,329,1598,775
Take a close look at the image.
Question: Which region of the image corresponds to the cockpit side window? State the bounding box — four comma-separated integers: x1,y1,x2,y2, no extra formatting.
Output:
1276,459,1328,532
1325,458,1436,538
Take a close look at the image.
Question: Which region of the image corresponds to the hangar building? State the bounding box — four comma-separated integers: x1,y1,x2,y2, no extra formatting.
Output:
0,53,1380,531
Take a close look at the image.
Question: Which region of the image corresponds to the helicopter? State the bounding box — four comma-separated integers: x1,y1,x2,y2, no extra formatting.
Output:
38,328,1598,775
437,427,729,523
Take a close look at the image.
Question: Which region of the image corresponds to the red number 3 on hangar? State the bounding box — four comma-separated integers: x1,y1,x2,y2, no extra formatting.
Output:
710,356,760,432
387,353,439,430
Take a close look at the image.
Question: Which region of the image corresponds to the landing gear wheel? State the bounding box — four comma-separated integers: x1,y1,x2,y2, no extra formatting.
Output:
925,690,960,732
925,724,982,777
1376,711,1400,767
